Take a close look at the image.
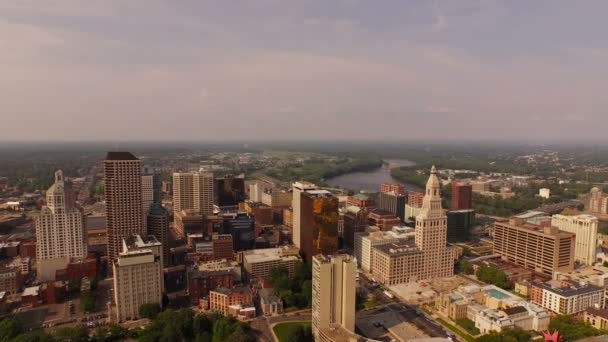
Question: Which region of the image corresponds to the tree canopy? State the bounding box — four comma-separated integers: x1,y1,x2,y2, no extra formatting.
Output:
476,265,512,289
268,262,312,309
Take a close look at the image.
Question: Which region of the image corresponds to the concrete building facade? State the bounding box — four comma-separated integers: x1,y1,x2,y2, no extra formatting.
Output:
36,170,87,281
551,214,598,266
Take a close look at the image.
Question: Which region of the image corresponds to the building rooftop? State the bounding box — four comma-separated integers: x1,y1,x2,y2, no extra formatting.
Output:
242,246,301,264
22,286,40,297
503,306,528,316
535,282,604,297
586,307,608,320
373,240,420,257
105,151,138,161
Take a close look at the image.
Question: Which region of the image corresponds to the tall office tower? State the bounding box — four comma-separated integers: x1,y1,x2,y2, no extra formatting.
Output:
551,214,598,266
113,235,163,322
35,170,87,281
415,166,454,280
104,152,145,269
378,191,407,222
142,166,161,217
173,171,214,220
147,204,170,266
291,181,318,249
380,183,405,195
300,190,339,263
215,174,246,207
312,254,356,340
447,209,476,242
451,181,473,210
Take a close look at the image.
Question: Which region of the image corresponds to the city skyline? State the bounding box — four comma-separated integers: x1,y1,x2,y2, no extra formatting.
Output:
2,1,608,142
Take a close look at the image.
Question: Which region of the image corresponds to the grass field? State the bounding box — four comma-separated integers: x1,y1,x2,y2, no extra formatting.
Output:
273,322,312,342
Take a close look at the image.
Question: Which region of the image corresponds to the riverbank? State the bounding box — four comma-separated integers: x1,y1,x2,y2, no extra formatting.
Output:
326,159,421,193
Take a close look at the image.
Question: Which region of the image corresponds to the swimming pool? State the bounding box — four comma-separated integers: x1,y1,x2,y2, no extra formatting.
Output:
486,288,511,300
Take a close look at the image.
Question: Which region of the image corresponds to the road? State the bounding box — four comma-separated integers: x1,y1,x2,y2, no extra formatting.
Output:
250,310,312,342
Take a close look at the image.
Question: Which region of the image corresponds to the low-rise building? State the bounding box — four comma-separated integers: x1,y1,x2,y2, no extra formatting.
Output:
530,281,604,315
241,245,301,280
585,307,608,330
367,209,401,231
187,259,239,301
259,288,283,316
209,286,253,316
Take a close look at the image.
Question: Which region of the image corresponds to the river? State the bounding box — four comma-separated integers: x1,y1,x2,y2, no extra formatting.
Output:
326,159,422,193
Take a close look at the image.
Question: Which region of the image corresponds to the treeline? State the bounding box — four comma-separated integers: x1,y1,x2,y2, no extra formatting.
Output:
267,155,382,184
268,262,313,309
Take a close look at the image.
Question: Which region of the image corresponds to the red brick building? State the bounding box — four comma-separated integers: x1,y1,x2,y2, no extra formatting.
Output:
212,234,234,260
55,257,97,282
367,209,401,231
407,191,425,208
380,183,405,195
209,286,253,316
451,182,473,210
187,269,234,302
346,194,374,209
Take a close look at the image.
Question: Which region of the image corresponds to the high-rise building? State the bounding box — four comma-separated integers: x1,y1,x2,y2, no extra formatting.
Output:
300,190,339,263
551,214,598,266
215,174,246,208
380,183,405,195
291,181,318,249
312,254,356,340
415,166,455,280
221,212,255,251
35,170,87,281
378,191,407,222
447,209,476,242
212,233,234,260
142,166,162,216
451,182,473,210
172,171,214,220
371,166,455,285
113,235,163,322
493,219,575,276
588,187,608,215
104,152,145,269
147,204,170,266
407,191,425,208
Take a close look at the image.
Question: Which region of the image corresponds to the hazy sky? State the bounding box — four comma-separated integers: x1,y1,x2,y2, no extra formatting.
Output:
1,1,608,142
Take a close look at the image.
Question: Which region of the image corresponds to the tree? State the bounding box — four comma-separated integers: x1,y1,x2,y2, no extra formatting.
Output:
139,303,162,320
11,331,54,342
0,319,23,341
80,291,96,312
286,326,313,342
458,260,474,275
475,327,532,342
476,265,512,289
51,326,89,342
301,280,312,306
549,314,603,341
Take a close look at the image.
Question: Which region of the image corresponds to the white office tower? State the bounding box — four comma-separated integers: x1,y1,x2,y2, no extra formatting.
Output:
312,254,356,340
35,170,87,281
113,235,163,322
172,171,214,219
552,214,599,266
291,181,318,248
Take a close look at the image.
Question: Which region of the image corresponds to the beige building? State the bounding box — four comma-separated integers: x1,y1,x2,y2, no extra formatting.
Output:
585,307,608,330
551,214,599,266
36,170,87,281
104,152,145,269
312,254,356,340
354,227,415,273
113,235,163,322
493,218,575,276
531,281,604,315
142,173,154,217
261,190,292,208
292,181,318,249
588,187,608,215
172,171,214,220
371,166,455,285
241,245,301,280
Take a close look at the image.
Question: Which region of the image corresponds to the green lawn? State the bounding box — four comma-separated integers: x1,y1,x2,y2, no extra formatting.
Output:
436,318,476,342
273,322,312,342
455,318,481,335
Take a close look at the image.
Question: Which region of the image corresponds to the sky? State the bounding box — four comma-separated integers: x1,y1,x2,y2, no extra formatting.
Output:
1,0,608,142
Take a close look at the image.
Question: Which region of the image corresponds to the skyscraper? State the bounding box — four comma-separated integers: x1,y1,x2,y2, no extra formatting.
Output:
104,152,145,268
451,181,473,210
551,214,598,266
415,166,454,280
215,174,246,208
291,181,318,249
312,254,356,340
378,191,407,222
300,190,339,263
147,204,170,266
172,171,214,221
35,170,87,281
